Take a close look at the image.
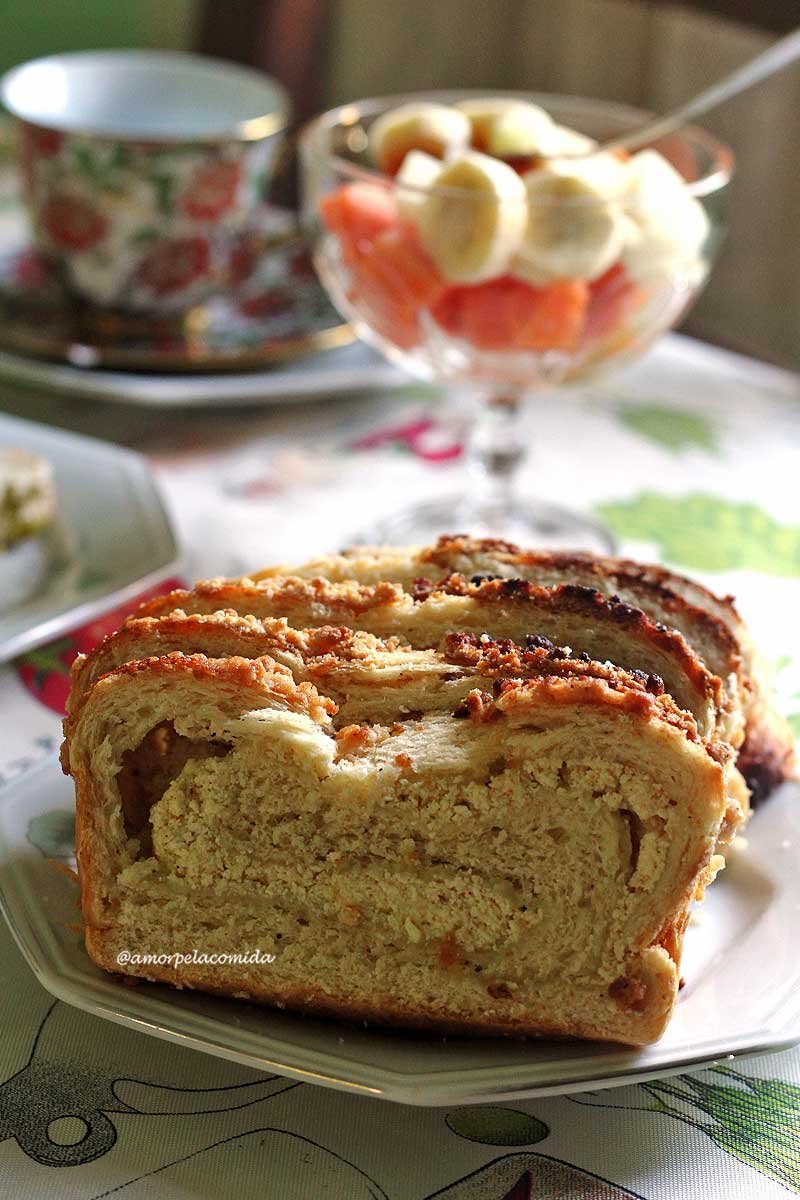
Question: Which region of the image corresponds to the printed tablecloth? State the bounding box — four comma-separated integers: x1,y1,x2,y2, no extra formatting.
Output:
0,333,798,1199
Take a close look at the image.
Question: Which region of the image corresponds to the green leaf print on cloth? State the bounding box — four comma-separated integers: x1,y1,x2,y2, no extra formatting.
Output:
619,404,718,454
597,493,800,575
445,1106,549,1146
26,809,75,861
573,1066,800,1194
641,1068,800,1193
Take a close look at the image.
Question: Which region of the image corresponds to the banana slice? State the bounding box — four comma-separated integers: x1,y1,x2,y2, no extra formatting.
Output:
489,104,558,158
416,150,527,284
395,150,442,222
369,102,470,175
623,222,708,288
514,155,629,284
539,125,598,158
455,98,519,149
621,149,710,283
455,98,555,157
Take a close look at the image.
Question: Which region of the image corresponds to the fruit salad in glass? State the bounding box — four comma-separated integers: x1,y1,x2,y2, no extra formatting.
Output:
301,92,732,547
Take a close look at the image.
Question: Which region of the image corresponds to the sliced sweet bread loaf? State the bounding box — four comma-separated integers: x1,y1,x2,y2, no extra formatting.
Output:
65,647,735,1045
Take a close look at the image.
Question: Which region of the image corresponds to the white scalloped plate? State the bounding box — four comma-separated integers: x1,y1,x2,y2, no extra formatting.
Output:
0,341,405,407
0,757,798,1106
0,413,179,661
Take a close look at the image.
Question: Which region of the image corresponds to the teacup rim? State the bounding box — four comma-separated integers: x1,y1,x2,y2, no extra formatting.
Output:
0,49,290,145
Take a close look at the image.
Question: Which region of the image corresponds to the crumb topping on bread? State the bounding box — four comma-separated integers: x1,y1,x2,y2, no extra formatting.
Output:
263,535,792,804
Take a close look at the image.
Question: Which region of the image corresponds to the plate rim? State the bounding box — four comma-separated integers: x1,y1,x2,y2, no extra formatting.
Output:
0,221,354,373
0,412,181,661
0,755,798,1105
0,315,356,374
0,343,406,407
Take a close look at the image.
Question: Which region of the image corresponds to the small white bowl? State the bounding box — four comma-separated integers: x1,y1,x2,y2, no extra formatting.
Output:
0,535,50,613
1,51,291,313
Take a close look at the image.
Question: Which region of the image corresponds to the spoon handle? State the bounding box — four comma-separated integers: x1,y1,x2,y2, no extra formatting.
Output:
605,26,800,154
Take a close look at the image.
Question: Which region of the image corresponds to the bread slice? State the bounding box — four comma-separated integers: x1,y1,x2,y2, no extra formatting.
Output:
252,536,794,802
65,648,734,1045
133,575,737,746
64,609,724,745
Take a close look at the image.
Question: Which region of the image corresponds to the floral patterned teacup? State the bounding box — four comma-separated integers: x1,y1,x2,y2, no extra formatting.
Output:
1,51,289,313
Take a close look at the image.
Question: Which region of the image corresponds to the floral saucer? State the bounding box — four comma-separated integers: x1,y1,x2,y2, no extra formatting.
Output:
0,219,352,373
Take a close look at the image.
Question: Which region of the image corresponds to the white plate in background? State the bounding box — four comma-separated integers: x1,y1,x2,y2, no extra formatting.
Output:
0,413,179,661
0,340,406,409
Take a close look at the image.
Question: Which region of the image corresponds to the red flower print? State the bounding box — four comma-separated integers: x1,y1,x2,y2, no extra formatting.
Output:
238,288,291,320
14,637,74,715
288,247,315,280
351,418,463,463
13,248,51,290
229,233,259,286
42,193,108,251
19,147,34,197
22,123,64,157
137,236,210,296
14,577,184,716
183,160,242,221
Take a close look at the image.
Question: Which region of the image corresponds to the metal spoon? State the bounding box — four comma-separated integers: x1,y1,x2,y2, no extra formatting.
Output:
600,26,800,154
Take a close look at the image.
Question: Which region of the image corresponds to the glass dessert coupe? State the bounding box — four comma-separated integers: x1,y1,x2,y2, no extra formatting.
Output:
300,91,733,549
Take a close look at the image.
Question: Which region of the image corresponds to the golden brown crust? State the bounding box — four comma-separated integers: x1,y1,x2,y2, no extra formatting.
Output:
443,631,664,694
91,651,337,723
83,929,670,1044
66,606,711,767
440,640,703,745
412,537,795,798
419,536,745,634
278,535,793,803
488,674,706,744
271,534,744,660
124,571,728,736
439,574,726,712
68,610,400,726
69,640,704,754
136,577,406,621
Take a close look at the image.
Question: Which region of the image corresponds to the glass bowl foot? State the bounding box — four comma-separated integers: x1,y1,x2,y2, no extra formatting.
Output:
347,494,616,553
